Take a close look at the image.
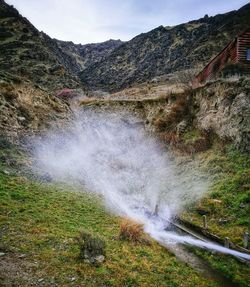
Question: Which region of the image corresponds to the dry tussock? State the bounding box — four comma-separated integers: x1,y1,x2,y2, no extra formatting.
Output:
119,218,149,243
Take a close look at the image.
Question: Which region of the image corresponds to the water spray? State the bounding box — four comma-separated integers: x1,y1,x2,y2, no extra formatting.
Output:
33,110,250,262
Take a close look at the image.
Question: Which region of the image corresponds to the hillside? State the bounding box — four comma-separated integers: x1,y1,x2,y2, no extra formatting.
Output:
78,77,250,286
1,0,250,94
0,0,79,92
54,39,123,71
0,0,123,142
1,76,249,286
80,4,250,91
0,0,123,92
0,0,72,142
0,170,231,287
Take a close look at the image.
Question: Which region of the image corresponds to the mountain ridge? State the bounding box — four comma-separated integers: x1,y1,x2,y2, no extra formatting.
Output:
1,0,250,94
0,0,123,92
80,3,250,91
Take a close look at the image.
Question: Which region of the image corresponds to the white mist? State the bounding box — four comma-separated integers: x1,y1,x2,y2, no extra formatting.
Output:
33,110,250,261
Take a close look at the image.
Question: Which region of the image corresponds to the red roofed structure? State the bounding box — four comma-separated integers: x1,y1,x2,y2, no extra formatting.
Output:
194,29,250,84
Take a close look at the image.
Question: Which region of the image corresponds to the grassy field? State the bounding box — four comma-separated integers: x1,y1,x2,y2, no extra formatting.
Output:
0,138,249,286
0,171,219,287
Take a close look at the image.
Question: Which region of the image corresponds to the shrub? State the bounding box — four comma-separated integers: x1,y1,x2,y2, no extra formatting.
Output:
221,63,246,78
119,218,146,243
159,132,179,145
154,117,167,131
77,230,105,265
160,128,212,154
191,137,211,152
0,136,13,149
175,131,212,154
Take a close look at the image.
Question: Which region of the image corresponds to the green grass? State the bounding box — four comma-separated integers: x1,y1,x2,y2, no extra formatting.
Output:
182,129,203,144
181,145,250,287
182,145,250,245
0,172,217,287
192,248,250,287
0,141,248,286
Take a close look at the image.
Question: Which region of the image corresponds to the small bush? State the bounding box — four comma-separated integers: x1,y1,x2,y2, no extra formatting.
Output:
221,63,246,78
154,117,167,131
119,218,147,243
180,137,211,154
160,132,179,145
77,230,105,265
160,128,212,154
0,136,13,149
191,137,211,152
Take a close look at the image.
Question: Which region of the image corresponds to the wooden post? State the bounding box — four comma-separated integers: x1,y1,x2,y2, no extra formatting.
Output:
202,215,207,229
243,232,249,249
154,204,159,216
224,237,230,248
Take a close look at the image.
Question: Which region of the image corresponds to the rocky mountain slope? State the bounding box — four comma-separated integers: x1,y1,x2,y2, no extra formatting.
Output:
0,0,122,92
54,39,123,71
80,4,250,91
0,0,122,141
1,0,250,143
0,0,78,92
1,0,250,93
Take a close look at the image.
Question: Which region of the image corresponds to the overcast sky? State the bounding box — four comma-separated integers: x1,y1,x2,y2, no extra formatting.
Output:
6,0,249,44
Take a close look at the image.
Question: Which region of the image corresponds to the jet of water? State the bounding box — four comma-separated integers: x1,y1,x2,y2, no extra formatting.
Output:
32,110,250,261
33,110,209,217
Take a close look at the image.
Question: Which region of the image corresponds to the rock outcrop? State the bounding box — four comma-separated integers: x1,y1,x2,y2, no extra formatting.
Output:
0,74,70,142
193,79,250,152
54,38,123,71
80,78,250,152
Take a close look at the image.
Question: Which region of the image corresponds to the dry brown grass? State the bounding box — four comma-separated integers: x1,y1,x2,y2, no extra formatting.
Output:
119,218,148,243
154,95,189,132
109,82,185,100
175,137,211,154
159,128,212,154
160,132,180,145
79,98,98,105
